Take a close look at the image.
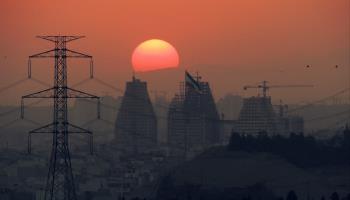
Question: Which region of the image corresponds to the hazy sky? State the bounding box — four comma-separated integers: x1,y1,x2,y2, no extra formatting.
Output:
0,0,349,105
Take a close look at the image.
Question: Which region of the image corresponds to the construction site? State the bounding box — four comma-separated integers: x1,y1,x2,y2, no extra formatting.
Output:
167,72,221,158
234,81,311,135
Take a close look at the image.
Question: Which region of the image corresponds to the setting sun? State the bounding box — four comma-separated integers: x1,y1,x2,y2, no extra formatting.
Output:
131,39,179,72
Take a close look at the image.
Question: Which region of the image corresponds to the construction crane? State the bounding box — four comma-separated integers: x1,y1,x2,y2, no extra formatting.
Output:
243,80,314,97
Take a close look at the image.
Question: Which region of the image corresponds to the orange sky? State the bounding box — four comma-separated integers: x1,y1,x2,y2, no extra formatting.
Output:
0,0,349,105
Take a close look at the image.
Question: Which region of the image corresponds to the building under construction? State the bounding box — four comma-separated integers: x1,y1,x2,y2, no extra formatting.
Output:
235,81,306,135
235,97,304,135
114,76,157,155
167,72,221,157
236,96,278,134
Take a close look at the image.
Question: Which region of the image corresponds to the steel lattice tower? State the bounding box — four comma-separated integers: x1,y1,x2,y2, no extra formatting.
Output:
21,36,100,200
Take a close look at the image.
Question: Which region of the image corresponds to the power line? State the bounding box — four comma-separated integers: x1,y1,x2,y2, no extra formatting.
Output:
326,117,349,130
0,98,46,118
71,77,93,88
305,109,350,122
2,71,348,138
0,78,28,94
30,77,51,87
0,117,43,131
0,77,51,95
288,88,350,113
0,78,99,130
0,118,21,130
81,78,350,125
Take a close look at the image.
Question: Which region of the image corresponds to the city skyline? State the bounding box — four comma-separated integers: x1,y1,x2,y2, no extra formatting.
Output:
0,2,349,199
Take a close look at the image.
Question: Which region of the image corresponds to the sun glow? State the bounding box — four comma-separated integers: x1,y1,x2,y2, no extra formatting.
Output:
131,39,179,72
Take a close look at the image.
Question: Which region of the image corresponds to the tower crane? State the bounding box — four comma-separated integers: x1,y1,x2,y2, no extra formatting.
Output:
243,80,314,97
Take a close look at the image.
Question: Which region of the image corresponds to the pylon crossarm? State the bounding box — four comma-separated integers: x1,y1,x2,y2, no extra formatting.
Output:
67,123,92,134
67,122,93,155
27,123,55,154
29,48,91,58
21,87,99,99
66,87,99,99
21,88,54,119
27,122,94,155
29,123,55,134
65,49,92,58
29,49,56,58
37,35,85,43
27,122,92,134
22,87,54,99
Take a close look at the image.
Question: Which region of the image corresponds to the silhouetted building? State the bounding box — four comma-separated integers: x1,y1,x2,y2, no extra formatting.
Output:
168,72,221,157
236,96,304,135
236,96,278,134
114,76,157,154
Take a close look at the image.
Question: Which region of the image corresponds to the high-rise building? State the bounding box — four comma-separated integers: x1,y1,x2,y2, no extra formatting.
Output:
236,96,278,134
235,96,305,135
168,72,221,157
114,76,157,155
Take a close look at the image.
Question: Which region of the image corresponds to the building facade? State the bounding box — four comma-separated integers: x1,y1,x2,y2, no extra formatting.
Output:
236,96,278,135
168,73,221,157
114,76,157,155
235,96,304,136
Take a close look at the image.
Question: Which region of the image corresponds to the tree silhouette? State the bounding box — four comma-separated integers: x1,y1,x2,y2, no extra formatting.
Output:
330,192,339,200
227,129,348,167
346,193,350,200
286,190,297,200
228,131,242,150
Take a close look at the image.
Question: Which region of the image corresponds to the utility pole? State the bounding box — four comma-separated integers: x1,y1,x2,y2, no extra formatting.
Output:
21,36,100,200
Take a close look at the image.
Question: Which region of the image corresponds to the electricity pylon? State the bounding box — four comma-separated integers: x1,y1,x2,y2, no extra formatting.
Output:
21,36,100,200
